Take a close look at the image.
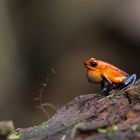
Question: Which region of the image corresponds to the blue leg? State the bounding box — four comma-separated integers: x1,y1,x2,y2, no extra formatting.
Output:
123,74,136,86
101,81,117,95
120,74,136,91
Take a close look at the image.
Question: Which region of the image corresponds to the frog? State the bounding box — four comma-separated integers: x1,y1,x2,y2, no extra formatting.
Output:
84,57,136,95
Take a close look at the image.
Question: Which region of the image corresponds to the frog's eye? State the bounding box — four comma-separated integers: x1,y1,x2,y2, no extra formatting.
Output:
90,61,97,67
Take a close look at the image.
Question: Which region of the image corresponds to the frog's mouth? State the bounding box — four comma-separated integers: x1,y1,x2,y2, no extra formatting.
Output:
84,61,94,70
84,61,89,68
84,61,88,66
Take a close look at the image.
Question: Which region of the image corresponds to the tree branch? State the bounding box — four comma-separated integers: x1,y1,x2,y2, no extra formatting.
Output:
8,80,140,140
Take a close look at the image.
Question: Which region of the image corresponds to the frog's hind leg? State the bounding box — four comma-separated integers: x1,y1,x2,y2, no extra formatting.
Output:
124,74,136,86
120,74,137,91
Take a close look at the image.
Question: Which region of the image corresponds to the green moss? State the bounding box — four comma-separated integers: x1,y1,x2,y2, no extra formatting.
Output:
14,129,21,136
97,125,118,136
97,128,107,133
7,129,22,140
107,125,118,136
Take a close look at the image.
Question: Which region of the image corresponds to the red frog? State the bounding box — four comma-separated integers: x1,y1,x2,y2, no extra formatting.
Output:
84,57,136,95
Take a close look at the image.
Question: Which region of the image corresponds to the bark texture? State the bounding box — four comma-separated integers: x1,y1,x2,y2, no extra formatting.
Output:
8,80,140,140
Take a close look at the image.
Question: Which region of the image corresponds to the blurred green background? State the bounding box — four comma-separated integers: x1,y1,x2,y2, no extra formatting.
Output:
0,0,140,128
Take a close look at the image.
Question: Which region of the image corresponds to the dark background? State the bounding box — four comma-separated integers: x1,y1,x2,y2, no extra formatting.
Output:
0,0,140,128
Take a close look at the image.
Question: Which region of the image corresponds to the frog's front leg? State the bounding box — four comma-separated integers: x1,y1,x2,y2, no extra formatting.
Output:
101,80,120,95
101,80,113,95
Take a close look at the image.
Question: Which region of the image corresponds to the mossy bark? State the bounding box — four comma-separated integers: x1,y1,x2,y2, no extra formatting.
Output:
9,80,140,140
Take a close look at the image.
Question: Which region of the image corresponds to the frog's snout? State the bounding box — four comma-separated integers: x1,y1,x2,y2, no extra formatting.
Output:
84,61,87,66
84,60,89,67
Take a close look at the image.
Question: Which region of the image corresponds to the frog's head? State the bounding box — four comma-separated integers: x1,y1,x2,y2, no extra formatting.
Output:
84,57,99,70
84,57,103,83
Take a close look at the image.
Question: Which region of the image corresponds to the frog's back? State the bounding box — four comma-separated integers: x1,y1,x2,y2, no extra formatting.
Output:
99,60,127,83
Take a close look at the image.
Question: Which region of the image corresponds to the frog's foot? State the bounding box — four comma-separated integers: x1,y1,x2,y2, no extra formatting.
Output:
120,74,137,91
101,81,118,96
101,81,111,96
